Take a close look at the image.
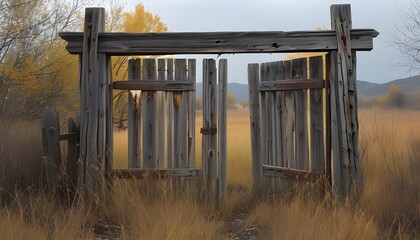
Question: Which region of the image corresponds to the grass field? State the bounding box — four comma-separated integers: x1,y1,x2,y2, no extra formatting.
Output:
0,108,419,239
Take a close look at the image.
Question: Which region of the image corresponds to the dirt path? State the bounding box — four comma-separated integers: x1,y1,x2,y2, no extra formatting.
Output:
224,211,260,240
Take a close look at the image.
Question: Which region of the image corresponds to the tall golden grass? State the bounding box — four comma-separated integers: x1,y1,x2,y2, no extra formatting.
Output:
0,108,419,239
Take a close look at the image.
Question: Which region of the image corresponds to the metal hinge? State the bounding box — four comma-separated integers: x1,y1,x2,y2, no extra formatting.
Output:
200,127,217,135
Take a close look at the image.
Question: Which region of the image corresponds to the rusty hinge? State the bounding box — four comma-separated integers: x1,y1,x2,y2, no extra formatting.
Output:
200,127,217,135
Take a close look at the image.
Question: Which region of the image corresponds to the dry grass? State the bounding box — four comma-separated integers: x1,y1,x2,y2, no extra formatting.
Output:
1,108,420,239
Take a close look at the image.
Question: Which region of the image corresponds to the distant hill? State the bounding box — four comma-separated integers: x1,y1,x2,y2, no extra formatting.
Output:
195,75,420,100
358,75,420,97
196,82,249,101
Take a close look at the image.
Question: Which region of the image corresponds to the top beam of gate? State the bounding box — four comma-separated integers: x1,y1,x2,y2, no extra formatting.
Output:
59,29,378,56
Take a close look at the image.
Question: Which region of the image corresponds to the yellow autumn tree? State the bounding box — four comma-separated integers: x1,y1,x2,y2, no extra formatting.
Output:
0,0,87,120
111,4,169,127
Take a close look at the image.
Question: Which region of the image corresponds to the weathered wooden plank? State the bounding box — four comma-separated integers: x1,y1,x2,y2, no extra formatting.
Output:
78,8,107,199
259,79,324,91
283,60,295,168
202,59,218,197
329,51,341,194
331,4,361,196
292,58,309,170
59,133,79,141
174,59,188,168
60,29,379,55
262,165,323,181
66,117,79,196
42,107,61,187
187,59,196,168
128,59,141,168
259,63,270,168
141,59,158,168
325,53,332,184
248,63,263,189
218,59,227,196
309,56,325,173
269,61,285,168
157,59,166,168
113,168,201,179
113,80,195,91
264,61,283,193
105,54,113,192
166,59,174,169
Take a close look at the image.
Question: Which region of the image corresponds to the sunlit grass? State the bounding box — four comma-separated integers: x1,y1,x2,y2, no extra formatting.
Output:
1,108,420,239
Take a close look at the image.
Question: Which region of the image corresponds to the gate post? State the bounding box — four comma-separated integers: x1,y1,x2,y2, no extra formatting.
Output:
78,8,113,200
202,59,218,198
248,64,263,191
330,4,361,197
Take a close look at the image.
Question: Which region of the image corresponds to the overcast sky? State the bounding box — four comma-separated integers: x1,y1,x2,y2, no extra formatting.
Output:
124,0,413,84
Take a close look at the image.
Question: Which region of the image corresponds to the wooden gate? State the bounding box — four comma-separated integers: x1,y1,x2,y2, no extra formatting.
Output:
248,56,330,193
58,4,378,199
112,58,227,198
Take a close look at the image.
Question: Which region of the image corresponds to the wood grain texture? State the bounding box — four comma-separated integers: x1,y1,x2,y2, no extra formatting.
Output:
259,78,324,91
42,107,61,187
60,29,378,55
166,59,174,169
174,59,188,168
309,56,325,173
128,59,141,168
78,8,107,199
157,59,166,169
292,58,309,170
67,116,80,196
187,59,196,168
262,165,323,181
113,168,201,179
283,60,295,168
202,59,218,198
248,63,263,189
218,59,227,196
113,80,195,91
141,59,158,169
330,4,361,196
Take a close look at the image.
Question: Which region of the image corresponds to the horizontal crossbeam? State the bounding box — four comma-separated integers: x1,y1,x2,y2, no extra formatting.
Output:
259,78,325,91
113,80,195,91
60,29,378,55
112,168,201,179
262,165,323,181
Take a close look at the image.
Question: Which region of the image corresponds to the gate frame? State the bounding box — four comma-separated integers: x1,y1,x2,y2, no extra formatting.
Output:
59,4,378,199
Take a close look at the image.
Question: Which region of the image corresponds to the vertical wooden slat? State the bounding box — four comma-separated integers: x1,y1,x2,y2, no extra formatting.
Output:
67,116,80,196
166,59,174,169
79,8,106,199
187,59,196,168
266,61,284,167
260,63,271,169
331,4,360,196
309,56,325,173
325,53,332,184
158,59,166,168
292,58,309,170
218,59,227,196
260,63,275,193
141,59,157,168
42,107,61,187
267,61,284,193
248,63,262,190
174,59,188,168
128,59,141,168
283,60,295,168
202,59,217,197
259,63,269,194
104,54,113,191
